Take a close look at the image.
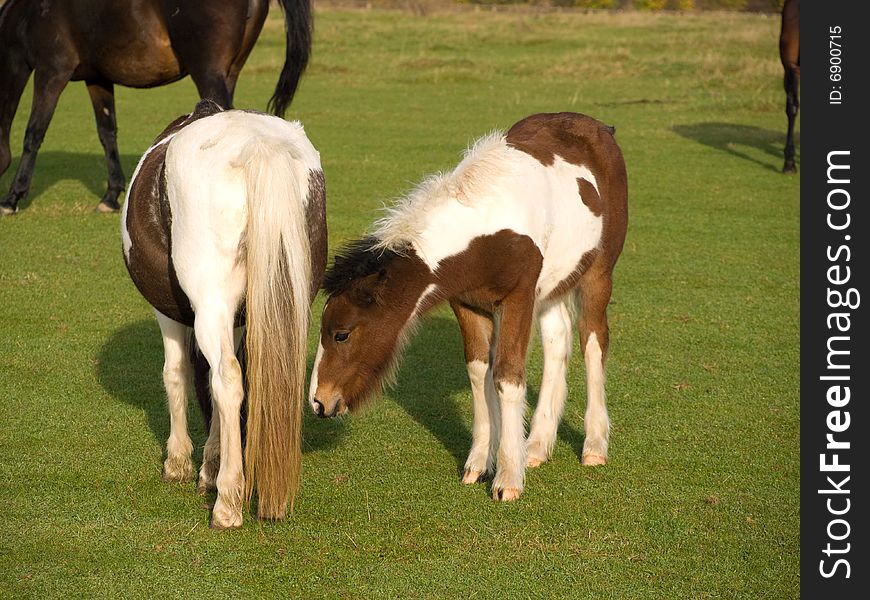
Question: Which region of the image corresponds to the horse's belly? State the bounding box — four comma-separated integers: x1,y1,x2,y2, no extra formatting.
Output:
70,13,184,87
83,47,183,87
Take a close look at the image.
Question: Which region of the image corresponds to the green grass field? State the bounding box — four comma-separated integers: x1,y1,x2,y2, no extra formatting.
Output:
1,6,799,598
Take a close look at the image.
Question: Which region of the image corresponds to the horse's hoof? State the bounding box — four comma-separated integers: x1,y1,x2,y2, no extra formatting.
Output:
526,456,546,468
94,201,119,213
493,487,522,502
210,506,243,530
526,441,549,468
582,453,607,466
0,204,17,216
162,456,193,482
461,468,484,484
196,478,217,496
209,518,242,531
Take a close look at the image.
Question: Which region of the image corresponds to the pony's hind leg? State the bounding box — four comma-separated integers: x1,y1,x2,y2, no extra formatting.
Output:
450,301,500,484
155,311,194,482
196,327,244,496
193,309,246,530
527,300,572,468
197,399,221,495
577,270,613,466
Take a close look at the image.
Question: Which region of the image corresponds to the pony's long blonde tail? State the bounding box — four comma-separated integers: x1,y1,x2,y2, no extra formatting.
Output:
238,137,312,520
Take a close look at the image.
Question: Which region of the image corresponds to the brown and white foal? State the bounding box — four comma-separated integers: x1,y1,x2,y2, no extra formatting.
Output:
310,112,628,501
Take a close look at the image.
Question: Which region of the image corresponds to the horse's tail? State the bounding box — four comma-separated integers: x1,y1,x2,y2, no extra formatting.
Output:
238,135,312,519
268,0,313,118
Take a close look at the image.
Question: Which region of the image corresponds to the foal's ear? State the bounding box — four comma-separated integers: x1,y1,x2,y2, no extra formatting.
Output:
350,269,388,306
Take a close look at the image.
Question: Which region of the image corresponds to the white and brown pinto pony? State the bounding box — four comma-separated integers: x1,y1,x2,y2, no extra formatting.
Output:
310,112,627,501
121,100,327,528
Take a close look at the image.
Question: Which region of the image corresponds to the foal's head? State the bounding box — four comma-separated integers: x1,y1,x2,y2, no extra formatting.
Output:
309,239,431,418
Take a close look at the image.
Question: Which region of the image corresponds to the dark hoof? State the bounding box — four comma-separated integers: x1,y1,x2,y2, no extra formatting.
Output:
782,162,797,174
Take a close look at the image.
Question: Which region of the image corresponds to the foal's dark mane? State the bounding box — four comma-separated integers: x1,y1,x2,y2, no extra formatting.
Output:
322,237,408,297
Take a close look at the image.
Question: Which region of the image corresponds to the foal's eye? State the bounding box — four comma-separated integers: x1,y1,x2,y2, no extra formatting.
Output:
334,331,350,343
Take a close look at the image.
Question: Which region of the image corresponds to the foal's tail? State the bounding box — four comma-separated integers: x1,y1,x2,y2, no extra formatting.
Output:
268,0,313,118
239,137,312,519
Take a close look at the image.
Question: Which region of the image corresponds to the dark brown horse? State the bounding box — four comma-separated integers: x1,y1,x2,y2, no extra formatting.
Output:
779,0,799,173
0,0,312,215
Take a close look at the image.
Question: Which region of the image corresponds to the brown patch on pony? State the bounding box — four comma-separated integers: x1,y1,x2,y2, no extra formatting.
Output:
546,248,600,302
450,300,494,365
434,230,543,385
577,177,603,216
123,101,225,326
434,230,542,316
305,168,328,302
506,112,618,174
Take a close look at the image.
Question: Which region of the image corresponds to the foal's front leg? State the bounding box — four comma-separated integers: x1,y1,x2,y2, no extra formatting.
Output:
490,294,536,502
450,301,500,484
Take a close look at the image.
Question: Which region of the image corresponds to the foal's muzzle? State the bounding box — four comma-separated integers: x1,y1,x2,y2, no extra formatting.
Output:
311,397,347,419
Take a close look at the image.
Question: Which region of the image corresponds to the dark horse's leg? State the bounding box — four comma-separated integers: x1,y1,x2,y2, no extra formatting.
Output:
86,80,126,212
779,0,799,174
1,68,71,215
782,66,800,174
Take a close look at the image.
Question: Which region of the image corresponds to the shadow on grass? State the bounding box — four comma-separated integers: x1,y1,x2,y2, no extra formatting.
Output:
671,122,799,174
387,314,588,476
0,151,142,212
389,314,471,474
96,320,346,465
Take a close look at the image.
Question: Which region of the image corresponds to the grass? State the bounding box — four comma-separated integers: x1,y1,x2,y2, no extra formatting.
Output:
0,6,798,598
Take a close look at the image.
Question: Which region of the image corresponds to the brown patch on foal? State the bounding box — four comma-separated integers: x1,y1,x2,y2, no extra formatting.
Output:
577,177,603,216
505,112,620,175
434,230,543,386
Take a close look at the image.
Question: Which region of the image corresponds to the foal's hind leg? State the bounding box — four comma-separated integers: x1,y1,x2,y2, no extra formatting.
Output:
451,301,500,484
527,300,572,468
577,270,613,466
155,312,194,482
197,400,221,495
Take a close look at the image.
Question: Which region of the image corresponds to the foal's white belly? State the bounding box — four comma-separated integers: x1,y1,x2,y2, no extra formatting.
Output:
415,151,603,300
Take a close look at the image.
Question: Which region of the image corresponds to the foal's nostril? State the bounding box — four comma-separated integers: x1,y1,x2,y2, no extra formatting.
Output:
312,399,325,417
